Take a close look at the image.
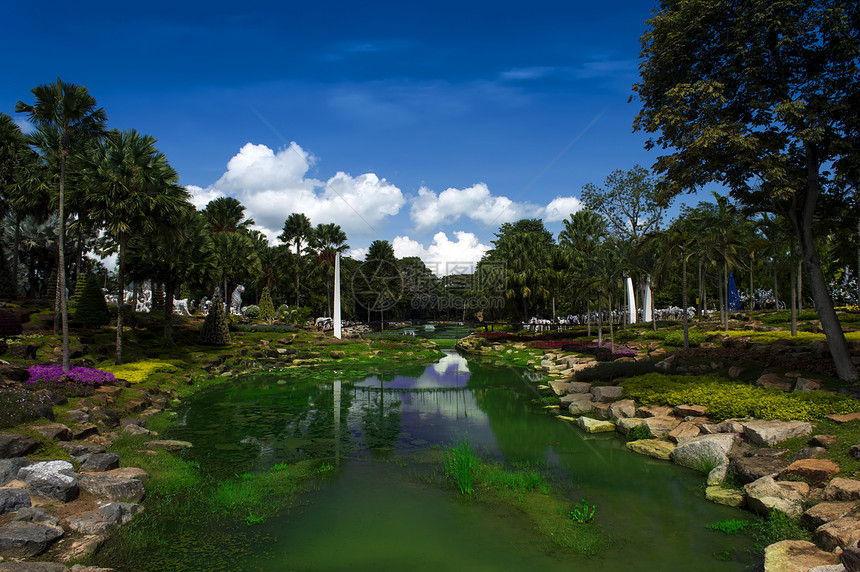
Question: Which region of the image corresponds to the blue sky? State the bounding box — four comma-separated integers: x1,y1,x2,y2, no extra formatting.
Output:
2,0,709,274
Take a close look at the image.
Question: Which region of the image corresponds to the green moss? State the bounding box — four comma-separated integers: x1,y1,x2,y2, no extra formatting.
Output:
622,373,860,422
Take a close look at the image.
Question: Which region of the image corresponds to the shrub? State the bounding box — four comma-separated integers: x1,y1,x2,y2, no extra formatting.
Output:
258,287,276,324
0,387,53,428
199,292,232,345
101,360,179,384
25,365,115,396
243,305,261,319
74,275,111,327
622,373,860,421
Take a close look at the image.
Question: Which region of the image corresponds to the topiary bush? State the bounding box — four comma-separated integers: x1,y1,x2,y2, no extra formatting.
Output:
243,305,261,319
258,287,276,324
199,292,232,345
74,275,111,327
151,283,165,314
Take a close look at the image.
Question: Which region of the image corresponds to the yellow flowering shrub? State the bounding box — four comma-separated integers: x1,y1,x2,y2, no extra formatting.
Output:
622,373,860,422
102,360,180,384
723,330,860,344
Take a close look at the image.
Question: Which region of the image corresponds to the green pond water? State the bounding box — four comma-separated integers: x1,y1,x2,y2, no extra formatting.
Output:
100,350,756,571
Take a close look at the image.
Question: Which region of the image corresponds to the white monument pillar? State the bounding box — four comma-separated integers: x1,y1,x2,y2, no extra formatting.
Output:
334,252,342,339
643,275,653,322
626,276,637,324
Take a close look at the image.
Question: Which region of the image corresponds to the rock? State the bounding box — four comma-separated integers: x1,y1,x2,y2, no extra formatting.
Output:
764,540,840,572
0,520,64,557
795,378,822,392
57,441,105,459
79,453,121,473
0,489,30,514
77,473,145,503
89,407,121,429
671,434,736,471
590,386,623,402
700,423,724,435
781,459,840,487
27,423,72,441
0,562,69,571
756,373,794,391
668,422,701,443
566,394,594,415
637,405,674,418
720,419,747,433
567,381,592,393
72,422,99,440
811,435,838,449
826,479,860,501
548,380,571,396
67,507,122,536
708,463,729,485
674,404,707,417
802,502,860,529
0,458,30,487
727,365,744,378
590,402,612,419
17,461,78,502
121,424,154,437
329,350,346,359
616,417,647,435
643,416,682,438
705,486,745,507
828,413,860,423
791,447,827,462
0,434,37,459
608,399,636,420
57,534,106,563
742,420,813,446
106,467,149,483
729,456,790,484
626,439,675,460
745,475,806,517
575,417,616,433
815,517,860,552
843,543,860,572
144,439,192,451
14,507,60,526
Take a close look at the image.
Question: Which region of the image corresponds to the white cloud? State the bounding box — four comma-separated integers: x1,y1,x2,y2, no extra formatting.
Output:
543,196,582,222
13,117,34,133
186,142,405,243
392,231,490,276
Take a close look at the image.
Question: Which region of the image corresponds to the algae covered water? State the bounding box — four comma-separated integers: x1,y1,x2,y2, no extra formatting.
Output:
100,350,755,571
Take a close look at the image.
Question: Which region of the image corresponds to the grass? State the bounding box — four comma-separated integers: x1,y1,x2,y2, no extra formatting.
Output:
444,437,479,495
708,519,750,535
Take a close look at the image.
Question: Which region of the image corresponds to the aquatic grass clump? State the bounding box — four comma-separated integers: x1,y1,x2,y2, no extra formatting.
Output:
481,464,545,493
568,498,596,524
444,437,479,495
26,364,115,396
708,519,749,535
209,459,318,518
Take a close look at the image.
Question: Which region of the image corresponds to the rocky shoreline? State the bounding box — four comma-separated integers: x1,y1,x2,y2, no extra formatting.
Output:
458,334,860,572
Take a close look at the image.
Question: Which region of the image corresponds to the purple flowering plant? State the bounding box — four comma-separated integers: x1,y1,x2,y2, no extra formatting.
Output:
26,365,115,397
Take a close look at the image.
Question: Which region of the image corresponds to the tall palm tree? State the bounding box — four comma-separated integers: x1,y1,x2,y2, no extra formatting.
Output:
81,129,188,364
202,196,254,233
310,223,348,317
279,213,313,307
650,217,699,349
15,79,106,371
559,209,608,334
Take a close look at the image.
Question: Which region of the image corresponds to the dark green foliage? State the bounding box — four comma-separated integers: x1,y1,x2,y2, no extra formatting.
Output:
73,275,87,301
626,424,651,441
199,292,231,346
151,283,165,314
258,286,275,324
575,358,658,382
74,275,111,327
708,519,749,535
749,512,810,556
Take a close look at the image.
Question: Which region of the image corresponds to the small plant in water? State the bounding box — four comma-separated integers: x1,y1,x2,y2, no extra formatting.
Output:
237,472,255,481
444,437,478,496
317,462,334,473
708,519,749,535
245,510,266,525
568,498,596,524
626,424,651,441
270,462,291,473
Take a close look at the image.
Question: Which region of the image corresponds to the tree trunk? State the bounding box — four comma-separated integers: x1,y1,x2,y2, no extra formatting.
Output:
790,145,857,381
790,243,797,337
723,259,729,330
797,259,803,312
682,250,689,350
58,154,70,371
749,253,755,312
115,234,126,365
773,254,780,310
295,242,301,307
12,215,20,298
597,289,603,346
608,292,614,349
587,297,591,337
718,268,725,331
164,280,175,343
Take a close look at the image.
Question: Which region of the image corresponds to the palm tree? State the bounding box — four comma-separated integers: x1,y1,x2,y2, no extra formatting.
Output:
15,79,106,371
81,129,188,364
559,209,608,335
202,196,254,233
279,213,313,307
650,217,699,349
309,223,348,317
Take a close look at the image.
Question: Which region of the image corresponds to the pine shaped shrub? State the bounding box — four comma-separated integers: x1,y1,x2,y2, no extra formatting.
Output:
199,292,232,345
74,275,111,327
259,287,276,324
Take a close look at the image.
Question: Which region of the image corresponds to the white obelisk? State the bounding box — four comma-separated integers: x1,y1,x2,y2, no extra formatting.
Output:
333,252,342,339
643,275,653,322
626,276,637,324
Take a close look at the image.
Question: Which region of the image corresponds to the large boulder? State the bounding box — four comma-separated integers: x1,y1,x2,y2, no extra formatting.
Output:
814,517,860,552
780,459,840,487
27,423,72,441
670,434,736,471
79,453,121,473
763,540,840,572
0,457,30,486
567,394,594,415
705,486,745,507
0,520,64,558
742,420,813,446
0,434,37,459
18,461,78,502
668,422,701,443
77,473,145,503
590,386,623,402
626,439,675,461
745,475,806,517
616,417,647,435
144,439,193,452
637,405,674,418
802,502,859,529
575,416,616,434
548,380,572,396
826,479,860,501
729,456,790,484
608,399,636,420
567,381,592,394
674,404,707,417
0,489,31,514
66,502,139,536
643,416,682,438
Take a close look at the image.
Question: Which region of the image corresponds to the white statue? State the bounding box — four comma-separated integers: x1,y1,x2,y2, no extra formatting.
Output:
230,285,245,315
